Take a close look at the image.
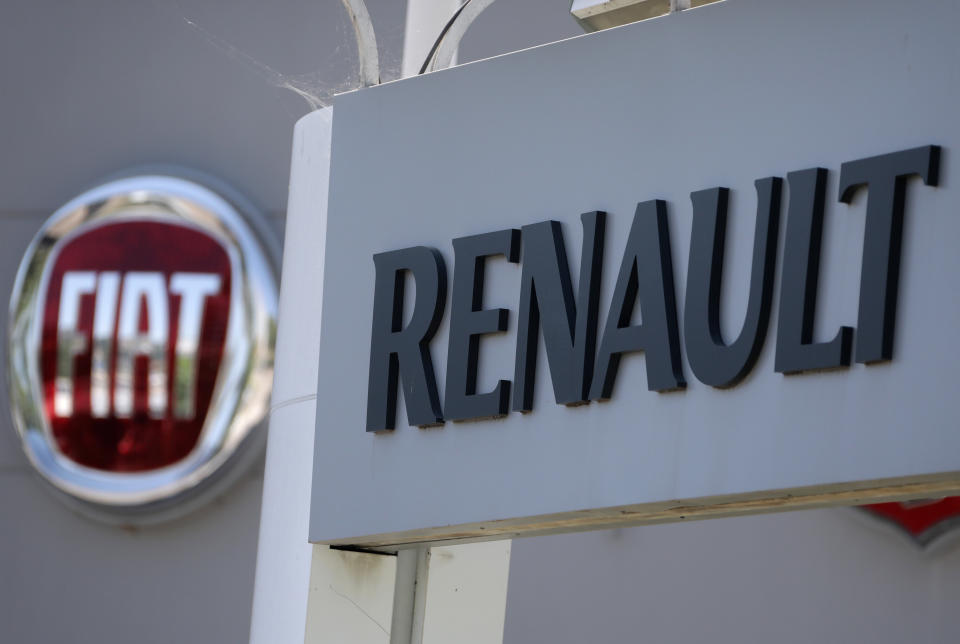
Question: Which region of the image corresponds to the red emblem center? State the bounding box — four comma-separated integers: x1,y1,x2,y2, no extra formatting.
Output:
40,221,231,472
862,498,960,546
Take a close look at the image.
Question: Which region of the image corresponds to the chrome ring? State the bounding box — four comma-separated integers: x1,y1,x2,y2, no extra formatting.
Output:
7,175,278,524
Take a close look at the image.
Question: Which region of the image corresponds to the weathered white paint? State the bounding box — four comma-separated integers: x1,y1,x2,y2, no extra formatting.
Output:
390,548,430,644
422,541,513,644
303,547,397,643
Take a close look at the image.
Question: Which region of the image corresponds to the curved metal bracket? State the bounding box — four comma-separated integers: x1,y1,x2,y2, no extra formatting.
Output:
340,0,381,87
422,0,498,74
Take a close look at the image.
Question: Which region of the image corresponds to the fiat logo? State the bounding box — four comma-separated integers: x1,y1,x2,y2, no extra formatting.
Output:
8,175,278,523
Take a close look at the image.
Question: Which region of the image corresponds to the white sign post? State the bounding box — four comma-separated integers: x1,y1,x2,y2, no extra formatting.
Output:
253,3,512,642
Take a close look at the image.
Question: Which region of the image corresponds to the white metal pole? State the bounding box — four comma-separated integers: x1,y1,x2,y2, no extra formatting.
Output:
390,547,430,644
249,107,336,644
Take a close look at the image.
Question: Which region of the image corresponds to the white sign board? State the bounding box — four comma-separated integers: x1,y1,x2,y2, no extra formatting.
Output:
304,0,960,547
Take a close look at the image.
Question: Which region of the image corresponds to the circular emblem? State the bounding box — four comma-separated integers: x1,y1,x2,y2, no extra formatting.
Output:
8,175,278,523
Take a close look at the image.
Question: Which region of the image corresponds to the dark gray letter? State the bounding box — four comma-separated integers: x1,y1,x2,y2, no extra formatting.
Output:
685,178,782,387
513,213,605,411
366,247,447,431
774,168,852,374
591,200,684,399
445,229,520,421
839,145,940,364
